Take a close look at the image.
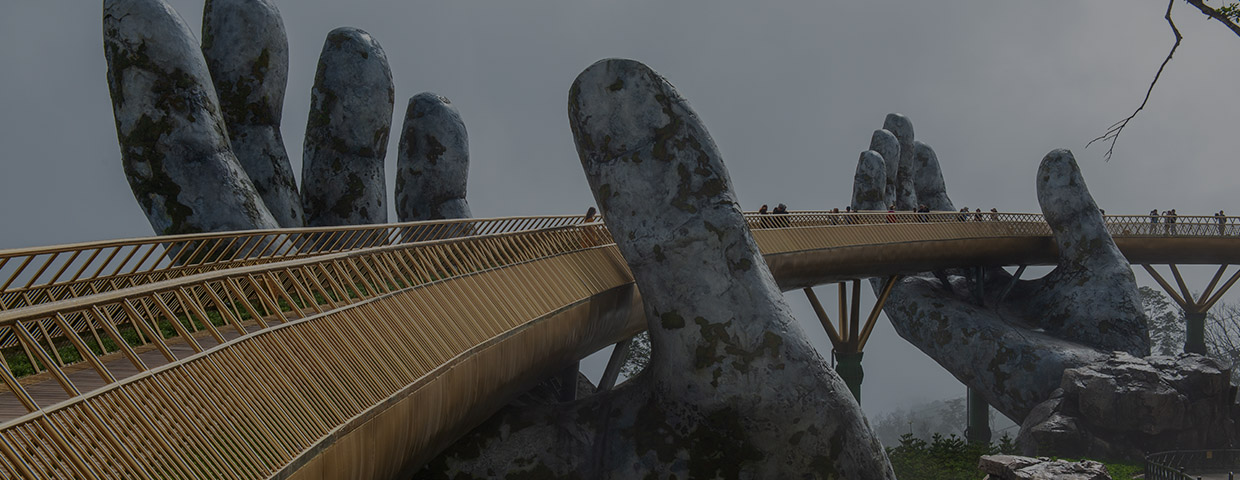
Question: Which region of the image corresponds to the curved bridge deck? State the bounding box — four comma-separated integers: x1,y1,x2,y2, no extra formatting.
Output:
0,212,1235,478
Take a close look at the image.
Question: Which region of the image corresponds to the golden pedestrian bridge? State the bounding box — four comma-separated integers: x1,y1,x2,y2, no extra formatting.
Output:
0,211,1236,479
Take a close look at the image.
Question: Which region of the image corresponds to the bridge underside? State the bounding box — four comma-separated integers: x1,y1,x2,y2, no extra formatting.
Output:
766,234,1240,289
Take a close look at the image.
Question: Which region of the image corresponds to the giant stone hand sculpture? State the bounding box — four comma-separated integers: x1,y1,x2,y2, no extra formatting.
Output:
418,58,894,479
852,114,1235,458
106,0,472,234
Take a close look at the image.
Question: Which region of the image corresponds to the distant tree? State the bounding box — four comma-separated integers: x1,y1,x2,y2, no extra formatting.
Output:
1139,286,1186,355
1206,301,1240,383
619,331,650,379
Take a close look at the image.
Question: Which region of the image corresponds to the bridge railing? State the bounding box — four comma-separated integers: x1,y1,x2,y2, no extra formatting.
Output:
0,221,629,479
745,211,1239,238
0,215,587,313
0,210,1234,378
1146,449,1240,479
0,220,617,411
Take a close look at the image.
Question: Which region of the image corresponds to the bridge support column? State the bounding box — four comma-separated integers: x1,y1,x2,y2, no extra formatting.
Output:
834,352,864,402
597,338,633,392
803,275,900,403
556,361,580,402
1143,264,1240,354
1185,311,1207,355
965,387,991,445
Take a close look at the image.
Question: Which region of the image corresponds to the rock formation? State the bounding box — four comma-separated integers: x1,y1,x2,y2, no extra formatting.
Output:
202,0,303,227
978,455,1111,480
852,114,1232,459
301,27,394,227
418,58,895,479
104,0,279,235
1018,353,1237,459
395,92,472,222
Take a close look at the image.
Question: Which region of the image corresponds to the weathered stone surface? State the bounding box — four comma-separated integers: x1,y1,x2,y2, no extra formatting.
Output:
979,455,1111,480
853,150,887,211
395,92,472,222
912,141,951,211
854,129,1235,458
882,114,916,210
868,129,899,206
201,0,302,227
1022,150,1149,356
301,27,393,226
878,272,1108,420
104,0,279,235
420,58,894,479
1017,353,1237,459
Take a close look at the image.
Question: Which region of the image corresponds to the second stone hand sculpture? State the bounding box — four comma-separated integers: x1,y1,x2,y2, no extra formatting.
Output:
851,114,1234,458
420,58,894,479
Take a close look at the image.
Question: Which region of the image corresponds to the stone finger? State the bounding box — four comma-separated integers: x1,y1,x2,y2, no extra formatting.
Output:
569,58,893,478
868,129,899,209
912,141,953,211
396,92,472,222
202,0,303,227
882,113,916,210
852,150,887,211
301,27,394,226
105,0,279,235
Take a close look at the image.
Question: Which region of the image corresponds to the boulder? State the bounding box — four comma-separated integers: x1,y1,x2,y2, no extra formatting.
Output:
1018,352,1237,460
301,27,393,226
978,455,1110,480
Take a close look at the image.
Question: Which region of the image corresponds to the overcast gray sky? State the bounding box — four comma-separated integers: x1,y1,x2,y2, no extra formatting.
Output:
2,1,1238,419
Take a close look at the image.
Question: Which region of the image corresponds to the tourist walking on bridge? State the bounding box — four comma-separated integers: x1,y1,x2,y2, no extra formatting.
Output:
1167,209,1178,235
1217,210,1227,235
1150,209,1159,235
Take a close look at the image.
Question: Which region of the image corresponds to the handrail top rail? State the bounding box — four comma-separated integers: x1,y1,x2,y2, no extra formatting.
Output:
0,214,590,257
4,210,1237,258
0,221,607,328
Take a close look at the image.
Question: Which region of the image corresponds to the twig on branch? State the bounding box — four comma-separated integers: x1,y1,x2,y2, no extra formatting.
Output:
1087,0,1182,161
1183,0,1240,38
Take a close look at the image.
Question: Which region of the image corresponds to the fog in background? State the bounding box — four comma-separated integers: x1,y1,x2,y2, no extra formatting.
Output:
2,1,1238,420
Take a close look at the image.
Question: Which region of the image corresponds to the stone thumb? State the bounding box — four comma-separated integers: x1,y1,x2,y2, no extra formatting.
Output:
1036,149,1125,271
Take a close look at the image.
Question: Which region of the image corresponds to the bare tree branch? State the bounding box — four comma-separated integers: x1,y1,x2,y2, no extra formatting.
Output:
1183,0,1240,38
1089,0,1240,161
1087,0,1182,161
